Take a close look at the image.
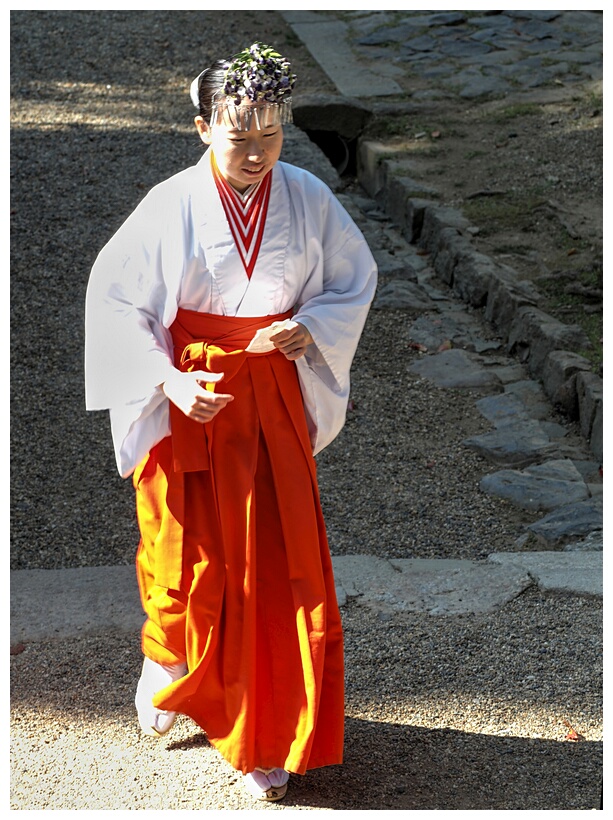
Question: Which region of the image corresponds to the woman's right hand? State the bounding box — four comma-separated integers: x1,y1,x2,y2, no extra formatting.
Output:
162,369,234,423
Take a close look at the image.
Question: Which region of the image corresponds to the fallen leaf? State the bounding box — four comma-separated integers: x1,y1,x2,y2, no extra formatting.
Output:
563,719,585,741
437,340,452,352
567,248,578,256
409,342,428,352
416,249,429,257
431,131,441,139
10,643,26,655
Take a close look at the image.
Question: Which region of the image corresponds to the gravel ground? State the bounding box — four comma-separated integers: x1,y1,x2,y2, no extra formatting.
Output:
11,8,548,570
10,589,602,811
10,10,602,812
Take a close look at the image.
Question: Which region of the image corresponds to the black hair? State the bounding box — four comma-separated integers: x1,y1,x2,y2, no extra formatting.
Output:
196,60,227,122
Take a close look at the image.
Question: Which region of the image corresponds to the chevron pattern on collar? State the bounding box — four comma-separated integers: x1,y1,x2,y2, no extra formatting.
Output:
211,153,273,280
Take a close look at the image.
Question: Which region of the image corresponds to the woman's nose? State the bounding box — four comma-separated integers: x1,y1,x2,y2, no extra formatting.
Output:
246,138,264,158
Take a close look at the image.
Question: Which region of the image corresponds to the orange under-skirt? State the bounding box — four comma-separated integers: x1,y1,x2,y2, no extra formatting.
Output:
133,309,344,775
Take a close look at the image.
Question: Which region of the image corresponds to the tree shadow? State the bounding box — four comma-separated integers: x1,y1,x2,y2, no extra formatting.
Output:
156,716,602,811
285,716,601,811
10,634,602,811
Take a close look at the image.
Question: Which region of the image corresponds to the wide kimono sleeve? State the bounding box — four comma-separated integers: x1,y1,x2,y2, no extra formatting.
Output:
84,178,189,476
287,169,378,455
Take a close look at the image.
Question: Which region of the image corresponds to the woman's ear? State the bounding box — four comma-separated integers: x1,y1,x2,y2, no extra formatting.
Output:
194,116,212,145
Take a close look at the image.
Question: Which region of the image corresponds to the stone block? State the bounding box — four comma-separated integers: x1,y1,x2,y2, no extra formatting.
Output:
485,267,541,338
539,421,568,440
385,177,439,240
431,227,472,285
292,93,373,139
333,555,532,616
489,551,602,596
372,248,417,279
541,350,593,418
503,380,550,420
479,468,589,511
409,311,492,352
406,197,437,243
10,566,144,643
527,497,603,547
488,364,528,384
476,393,530,427
463,419,557,468
544,371,585,417
452,249,498,307
382,174,408,228
526,459,586,482
590,403,603,463
576,370,603,448
571,460,602,483
409,348,502,389
374,280,436,311
356,140,394,198
563,531,603,552
507,306,592,378
418,204,472,256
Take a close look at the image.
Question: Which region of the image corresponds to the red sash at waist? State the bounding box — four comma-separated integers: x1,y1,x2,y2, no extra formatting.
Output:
168,309,293,472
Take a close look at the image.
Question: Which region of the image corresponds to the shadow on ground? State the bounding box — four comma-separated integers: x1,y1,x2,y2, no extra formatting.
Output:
10,632,601,811
289,717,601,811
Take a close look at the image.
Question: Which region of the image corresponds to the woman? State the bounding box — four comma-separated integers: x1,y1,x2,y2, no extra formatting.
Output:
85,42,377,803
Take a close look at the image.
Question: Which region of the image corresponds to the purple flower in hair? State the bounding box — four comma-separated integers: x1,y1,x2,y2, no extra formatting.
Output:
223,42,296,104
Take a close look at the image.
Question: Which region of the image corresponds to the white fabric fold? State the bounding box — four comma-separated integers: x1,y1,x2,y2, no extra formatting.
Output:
85,149,377,476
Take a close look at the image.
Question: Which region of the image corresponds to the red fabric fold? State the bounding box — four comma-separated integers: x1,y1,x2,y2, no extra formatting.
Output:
168,310,292,473
134,309,344,775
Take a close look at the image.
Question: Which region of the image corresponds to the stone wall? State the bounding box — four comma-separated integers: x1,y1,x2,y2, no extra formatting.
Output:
357,139,603,463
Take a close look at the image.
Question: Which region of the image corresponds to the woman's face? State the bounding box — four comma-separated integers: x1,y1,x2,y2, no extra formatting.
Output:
195,102,284,193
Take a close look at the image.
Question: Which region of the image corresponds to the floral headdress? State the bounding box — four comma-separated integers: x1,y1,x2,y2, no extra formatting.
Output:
223,42,296,104
190,42,296,131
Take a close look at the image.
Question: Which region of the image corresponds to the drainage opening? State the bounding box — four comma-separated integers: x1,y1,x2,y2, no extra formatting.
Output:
304,130,357,177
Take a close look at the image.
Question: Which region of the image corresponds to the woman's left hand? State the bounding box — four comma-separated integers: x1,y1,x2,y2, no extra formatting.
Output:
271,322,313,361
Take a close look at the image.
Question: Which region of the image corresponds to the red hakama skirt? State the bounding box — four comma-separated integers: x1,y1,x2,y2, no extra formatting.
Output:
133,309,344,775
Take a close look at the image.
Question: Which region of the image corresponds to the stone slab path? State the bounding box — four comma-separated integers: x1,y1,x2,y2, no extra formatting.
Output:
282,10,602,100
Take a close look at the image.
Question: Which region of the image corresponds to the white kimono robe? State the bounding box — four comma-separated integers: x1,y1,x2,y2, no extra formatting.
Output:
85,150,377,477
